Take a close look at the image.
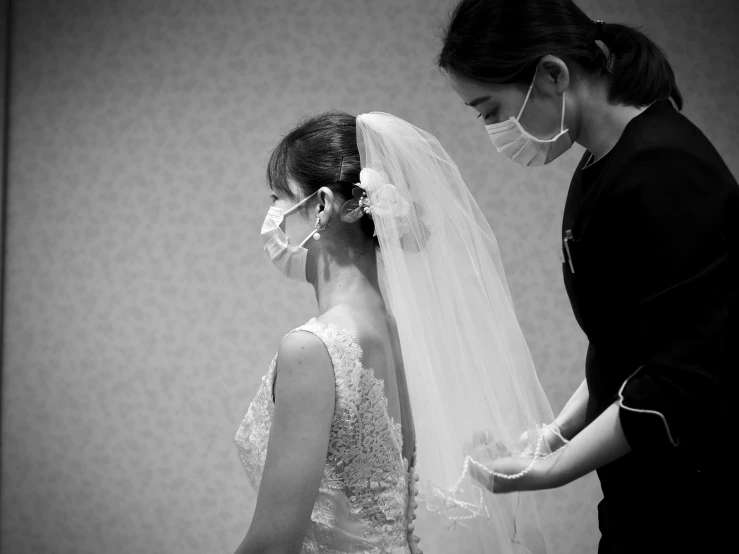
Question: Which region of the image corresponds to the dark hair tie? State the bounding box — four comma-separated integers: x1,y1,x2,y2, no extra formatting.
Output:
593,20,606,42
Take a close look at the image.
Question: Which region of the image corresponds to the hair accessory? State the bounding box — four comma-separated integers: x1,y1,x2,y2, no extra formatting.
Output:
358,190,372,216
336,155,345,183
593,19,606,41
351,174,374,219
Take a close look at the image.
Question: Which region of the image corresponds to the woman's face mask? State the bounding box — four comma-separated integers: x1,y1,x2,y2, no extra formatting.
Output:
260,190,319,282
484,65,573,166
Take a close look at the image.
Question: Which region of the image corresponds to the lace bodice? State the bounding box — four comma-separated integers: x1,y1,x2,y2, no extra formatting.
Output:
235,318,420,554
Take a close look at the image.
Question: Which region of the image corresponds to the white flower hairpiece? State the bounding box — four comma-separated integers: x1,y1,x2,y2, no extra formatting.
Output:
354,168,411,219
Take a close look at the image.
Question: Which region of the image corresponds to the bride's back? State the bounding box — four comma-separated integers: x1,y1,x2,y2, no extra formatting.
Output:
235,308,419,553
319,304,416,466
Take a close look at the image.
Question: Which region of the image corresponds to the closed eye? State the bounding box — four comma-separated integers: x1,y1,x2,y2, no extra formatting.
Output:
478,109,497,121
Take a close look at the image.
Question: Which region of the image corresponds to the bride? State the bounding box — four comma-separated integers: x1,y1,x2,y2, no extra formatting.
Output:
233,111,560,554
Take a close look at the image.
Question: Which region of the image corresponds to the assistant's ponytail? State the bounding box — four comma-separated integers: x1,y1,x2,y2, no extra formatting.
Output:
597,22,682,109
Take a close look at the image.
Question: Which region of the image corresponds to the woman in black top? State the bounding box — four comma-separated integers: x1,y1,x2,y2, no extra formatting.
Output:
438,0,737,552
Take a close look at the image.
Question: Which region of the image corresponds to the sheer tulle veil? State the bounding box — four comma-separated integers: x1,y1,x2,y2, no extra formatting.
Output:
356,112,556,553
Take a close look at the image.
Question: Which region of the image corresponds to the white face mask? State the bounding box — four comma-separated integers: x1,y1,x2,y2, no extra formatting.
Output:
260,190,319,282
485,66,573,166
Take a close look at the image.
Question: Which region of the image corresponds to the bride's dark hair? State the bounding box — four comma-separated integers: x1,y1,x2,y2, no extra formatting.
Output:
438,0,683,110
267,111,378,246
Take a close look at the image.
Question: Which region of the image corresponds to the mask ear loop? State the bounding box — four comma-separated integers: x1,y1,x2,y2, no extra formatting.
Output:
297,229,317,248
282,189,319,217
517,64,568,139
281,189,321,247
506,65,540,162
516,65,539,121
559,91,567,134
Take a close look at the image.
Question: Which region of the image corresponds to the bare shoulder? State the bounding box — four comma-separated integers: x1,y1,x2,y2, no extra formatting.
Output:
278,330,330,365
274,330,335,405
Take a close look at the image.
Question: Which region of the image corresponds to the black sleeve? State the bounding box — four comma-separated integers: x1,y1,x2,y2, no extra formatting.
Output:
601,145,736,460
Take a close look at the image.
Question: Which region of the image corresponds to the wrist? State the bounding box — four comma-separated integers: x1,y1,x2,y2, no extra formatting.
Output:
549,420,564,435
552,418,578,441
535,454,561,490
544,421,567,448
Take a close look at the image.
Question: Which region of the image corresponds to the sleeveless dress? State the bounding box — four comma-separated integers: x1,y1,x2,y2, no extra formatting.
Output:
235,318,421,554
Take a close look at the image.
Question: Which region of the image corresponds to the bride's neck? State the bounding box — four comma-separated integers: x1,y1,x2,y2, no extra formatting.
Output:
312,246,385,316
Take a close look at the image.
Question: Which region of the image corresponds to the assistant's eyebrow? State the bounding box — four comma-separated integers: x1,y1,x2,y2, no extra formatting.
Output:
465,96,491,108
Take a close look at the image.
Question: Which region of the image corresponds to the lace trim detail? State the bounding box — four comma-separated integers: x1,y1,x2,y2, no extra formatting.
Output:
235,317,415,551
234,354,276,491
301,319,408,545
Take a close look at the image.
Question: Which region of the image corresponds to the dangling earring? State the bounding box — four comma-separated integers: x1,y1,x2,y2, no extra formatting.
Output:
313,216,330,240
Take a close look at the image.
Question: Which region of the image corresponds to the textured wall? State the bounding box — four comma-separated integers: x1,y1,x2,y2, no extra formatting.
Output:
2,0,737,553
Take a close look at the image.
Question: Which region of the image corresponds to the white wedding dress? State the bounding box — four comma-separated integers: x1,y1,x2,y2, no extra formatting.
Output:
235,318,421,554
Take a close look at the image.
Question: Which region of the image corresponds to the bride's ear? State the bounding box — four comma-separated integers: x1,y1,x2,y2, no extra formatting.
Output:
315,187,335,224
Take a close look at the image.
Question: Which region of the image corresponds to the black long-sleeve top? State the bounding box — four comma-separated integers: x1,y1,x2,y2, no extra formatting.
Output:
561,99,737,553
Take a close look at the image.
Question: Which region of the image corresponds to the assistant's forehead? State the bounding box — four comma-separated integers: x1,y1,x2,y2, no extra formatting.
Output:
446,71,522,105
447,72,487,100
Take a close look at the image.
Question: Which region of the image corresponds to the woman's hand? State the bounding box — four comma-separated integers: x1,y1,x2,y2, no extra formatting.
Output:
470,402,632,495
516,380,589,457
468,456,555,494
542,423,568,452
519,422,567,456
